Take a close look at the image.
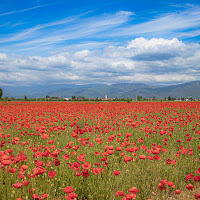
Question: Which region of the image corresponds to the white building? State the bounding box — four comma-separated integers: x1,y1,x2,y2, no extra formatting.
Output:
105,94,108,100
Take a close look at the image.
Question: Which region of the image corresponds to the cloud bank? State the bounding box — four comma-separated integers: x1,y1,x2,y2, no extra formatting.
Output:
0,38,199,86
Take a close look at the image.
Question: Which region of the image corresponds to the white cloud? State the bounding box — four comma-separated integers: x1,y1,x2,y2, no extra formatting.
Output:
0,5,48,16
1,6,200,56
74,50,91,58
127,38,184,50
0,10,133,48
122,74,196,82
0,53,7,61
110,6,200,38
0,38,200,86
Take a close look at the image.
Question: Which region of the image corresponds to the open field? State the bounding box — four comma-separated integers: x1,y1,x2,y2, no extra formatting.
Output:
0,101,200,200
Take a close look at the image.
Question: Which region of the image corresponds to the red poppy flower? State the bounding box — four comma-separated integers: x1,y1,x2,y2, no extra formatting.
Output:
141,145,147,150
194,175,200,182
32,166,46,178
13,182,22,189
32,194,40,200
128,187,139,194
82,162,91,169
63,154,70,160
153,155,161,160
92,168,102,175
185,173,194,181
174,190,182,194
41,193,48,199
107,150,114,155
1,160,12,165
167,181,175,188
147,156,154,160
116,147,122,151
95,162,100,166
113,171,120,175
67,193,78,198
63,186,75,193
195,193,200,199
48,170,56,179
139,155,146,159
123,156,133,164
53,159,60,166
116,191,125,197
158,183,166,191
102,152,108,156
82,169,89,177
22,180,30,186
186,184,194,191
126,193,136,199
7,167,17,173
77,154,86,162
20,165,28,170
29,188,36,194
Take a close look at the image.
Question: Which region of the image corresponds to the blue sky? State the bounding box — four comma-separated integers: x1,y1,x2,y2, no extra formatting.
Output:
0,0,200,86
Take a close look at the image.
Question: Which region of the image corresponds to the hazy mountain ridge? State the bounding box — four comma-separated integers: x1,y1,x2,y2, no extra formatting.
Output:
1,81,200,99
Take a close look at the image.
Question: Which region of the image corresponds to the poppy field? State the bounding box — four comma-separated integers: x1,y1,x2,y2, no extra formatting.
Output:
0,101,200,200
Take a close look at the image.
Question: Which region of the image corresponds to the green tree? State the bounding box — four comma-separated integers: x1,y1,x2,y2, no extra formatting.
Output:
181,97,185,101
24,95,27,101
168,96,172,101
189,97,194,101
0,88,2,99
72,96,76,100
4,97,8,102
10,97,15,101
126,98,132,103
80,96,86,101
137,96,143,101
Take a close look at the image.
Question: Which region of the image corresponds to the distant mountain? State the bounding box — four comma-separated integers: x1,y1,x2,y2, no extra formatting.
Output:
1,81,200,99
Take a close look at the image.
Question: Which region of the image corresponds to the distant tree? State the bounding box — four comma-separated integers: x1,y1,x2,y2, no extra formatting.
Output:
168,96,172,101
189,97,194,101
24,95,27,101
10,97,15,101
181,97,185,101
137,96,143,101
126,98,132,103
0,88,2,99
52,97,59,100
4,97,8,102
80,96,86,101
72,96,76,100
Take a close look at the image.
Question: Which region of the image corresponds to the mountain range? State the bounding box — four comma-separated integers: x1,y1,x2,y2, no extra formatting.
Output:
1,81,200,99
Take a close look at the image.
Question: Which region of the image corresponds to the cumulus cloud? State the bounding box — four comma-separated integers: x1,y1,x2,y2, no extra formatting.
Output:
0,38,200,86
0,53,7,61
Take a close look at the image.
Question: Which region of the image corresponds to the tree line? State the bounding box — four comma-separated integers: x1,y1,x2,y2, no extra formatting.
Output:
0,88,196,102
0,88,2,99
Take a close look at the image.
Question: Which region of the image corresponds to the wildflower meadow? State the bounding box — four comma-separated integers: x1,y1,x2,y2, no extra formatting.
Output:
0,101,200,200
